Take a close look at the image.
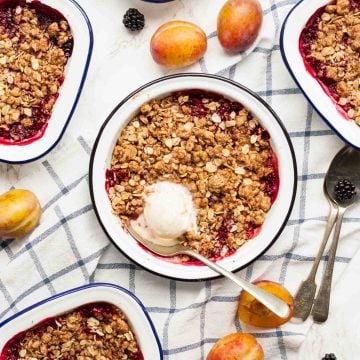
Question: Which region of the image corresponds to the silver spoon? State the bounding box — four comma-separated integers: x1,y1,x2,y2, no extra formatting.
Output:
128,225,291,319
311,146,360,322
294,146,360,322
293,180,338,320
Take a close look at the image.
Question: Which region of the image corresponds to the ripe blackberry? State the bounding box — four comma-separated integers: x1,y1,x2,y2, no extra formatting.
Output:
123,8,145,31
322,353,336,360
334,179,356,201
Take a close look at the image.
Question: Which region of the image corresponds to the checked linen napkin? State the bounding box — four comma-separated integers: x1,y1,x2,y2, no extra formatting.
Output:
1,0,360,359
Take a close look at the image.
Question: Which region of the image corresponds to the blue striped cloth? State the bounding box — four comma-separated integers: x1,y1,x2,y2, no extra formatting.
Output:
1,0,359,359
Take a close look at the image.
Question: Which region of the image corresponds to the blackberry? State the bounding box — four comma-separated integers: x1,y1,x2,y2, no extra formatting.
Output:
123,8,145,31
322,354,336,360
62,40,74,58
334,179,356,201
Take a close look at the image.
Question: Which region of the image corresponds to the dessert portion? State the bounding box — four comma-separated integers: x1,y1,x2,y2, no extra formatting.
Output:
0,1,73,144
300,0,360,125
131,181,198,246
1,302,142,360
106,91,279,261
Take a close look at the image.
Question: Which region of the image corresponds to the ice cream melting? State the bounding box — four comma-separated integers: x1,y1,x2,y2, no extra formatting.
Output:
130,181,197,246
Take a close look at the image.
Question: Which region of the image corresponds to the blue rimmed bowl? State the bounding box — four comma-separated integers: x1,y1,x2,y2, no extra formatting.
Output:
280,0,360,149
0,283,163,360
89,73,297,281
0,0,93,164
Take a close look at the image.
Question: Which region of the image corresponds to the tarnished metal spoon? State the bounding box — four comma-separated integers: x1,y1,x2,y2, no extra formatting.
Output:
293,182,338,321
294,146,360,322
312,146,360,322
128,225,291,319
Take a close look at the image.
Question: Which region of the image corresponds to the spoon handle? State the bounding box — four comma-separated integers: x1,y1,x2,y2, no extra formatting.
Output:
312,207,346,322
183,249,290,319
293,200,338,321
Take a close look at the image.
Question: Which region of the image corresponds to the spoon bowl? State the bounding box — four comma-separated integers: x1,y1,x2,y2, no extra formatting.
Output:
128,225,291,319
325,146,360,208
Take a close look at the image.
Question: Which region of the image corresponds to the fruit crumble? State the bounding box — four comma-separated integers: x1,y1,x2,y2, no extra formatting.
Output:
300,0,360,125
106,91,279,260
1,302,142,360
0,1,73,144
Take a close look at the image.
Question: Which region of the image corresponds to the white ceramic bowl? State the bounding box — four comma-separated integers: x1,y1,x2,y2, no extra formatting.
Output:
280,0,360,149
0,283,163,359
89,73,297,281
0,0,93,164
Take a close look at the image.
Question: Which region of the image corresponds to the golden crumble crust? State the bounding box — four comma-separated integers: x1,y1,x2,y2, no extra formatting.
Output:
0,3,73,142
2,302,141,360
301,0,360,124
107,92,279,260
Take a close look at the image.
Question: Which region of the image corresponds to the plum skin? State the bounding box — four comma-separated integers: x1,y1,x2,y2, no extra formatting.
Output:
217,0,263,53
207,333,264,360
150,20,207,69
237,280,294,328
0,189,41,238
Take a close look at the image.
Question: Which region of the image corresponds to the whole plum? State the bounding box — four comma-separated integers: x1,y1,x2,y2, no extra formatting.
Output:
207,333,264,360
150,20,207,69
217,0,263,53
0,189,41,238
238,280,294,328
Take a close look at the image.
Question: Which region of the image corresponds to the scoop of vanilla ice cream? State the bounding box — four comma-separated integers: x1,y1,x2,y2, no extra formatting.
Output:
130,181,197,246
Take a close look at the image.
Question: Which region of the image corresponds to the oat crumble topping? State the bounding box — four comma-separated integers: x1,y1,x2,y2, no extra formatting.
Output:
2,302,142,360
106,92,279,260
0,1,73,143
301,0,360,124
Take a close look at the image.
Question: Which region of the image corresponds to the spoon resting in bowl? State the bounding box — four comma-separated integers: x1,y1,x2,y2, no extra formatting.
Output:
127,224,291,320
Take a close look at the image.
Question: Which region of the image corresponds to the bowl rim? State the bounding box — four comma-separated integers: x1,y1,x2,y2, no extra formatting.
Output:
0,0,94,164
89,72,297,282
0,282,163,359
279,0,360,150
